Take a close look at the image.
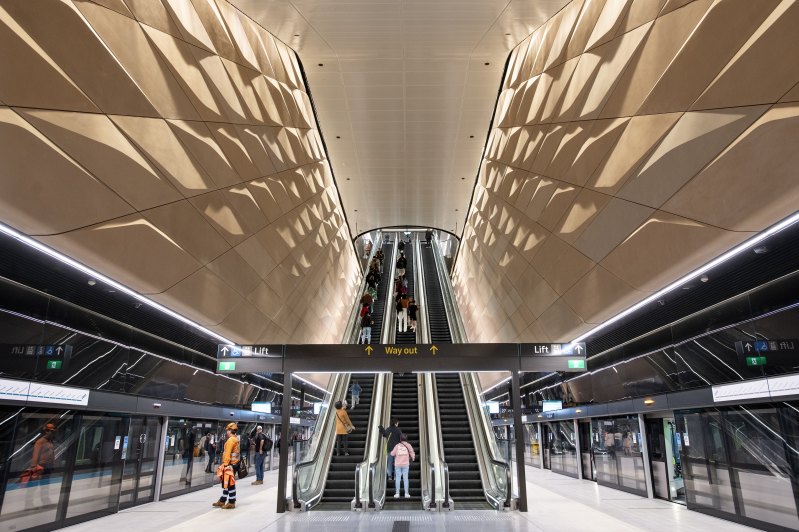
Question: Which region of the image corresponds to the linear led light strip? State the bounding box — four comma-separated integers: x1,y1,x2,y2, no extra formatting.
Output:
569,210,799,345
0,222,235,345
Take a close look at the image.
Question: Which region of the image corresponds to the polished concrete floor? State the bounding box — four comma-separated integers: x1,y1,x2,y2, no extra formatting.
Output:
63,466,757,531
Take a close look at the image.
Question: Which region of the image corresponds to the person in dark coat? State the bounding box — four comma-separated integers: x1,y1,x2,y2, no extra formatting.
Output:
378,419,402,481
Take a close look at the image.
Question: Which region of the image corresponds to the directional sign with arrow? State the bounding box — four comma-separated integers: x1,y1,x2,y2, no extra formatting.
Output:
365,345,373,356
735,339,799,367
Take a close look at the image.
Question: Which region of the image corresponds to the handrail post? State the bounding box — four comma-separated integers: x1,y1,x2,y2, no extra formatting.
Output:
368,465,375,508
354,465,361,509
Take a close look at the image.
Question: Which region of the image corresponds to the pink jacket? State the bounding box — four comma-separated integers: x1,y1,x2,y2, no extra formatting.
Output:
390,441,415,467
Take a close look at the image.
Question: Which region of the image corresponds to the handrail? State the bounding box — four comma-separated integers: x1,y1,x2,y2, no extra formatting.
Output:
460,372,513,509
430,373,451,508
292,373,350,509
428,236,512,509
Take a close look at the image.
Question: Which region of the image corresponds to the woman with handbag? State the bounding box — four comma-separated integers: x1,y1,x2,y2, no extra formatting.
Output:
212,422,240,510
334,401,354,456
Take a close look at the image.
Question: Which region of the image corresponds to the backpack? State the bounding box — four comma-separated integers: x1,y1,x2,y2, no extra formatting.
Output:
395,443,410,457
265,437,273,452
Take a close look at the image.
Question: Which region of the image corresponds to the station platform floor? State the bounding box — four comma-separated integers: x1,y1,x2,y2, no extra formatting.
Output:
63,465,757,531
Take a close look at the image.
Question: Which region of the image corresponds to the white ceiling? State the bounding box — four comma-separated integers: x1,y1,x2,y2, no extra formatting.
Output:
231,0,569,236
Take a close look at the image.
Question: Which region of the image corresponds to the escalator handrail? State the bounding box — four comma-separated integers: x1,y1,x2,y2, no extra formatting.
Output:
292,373,350,509
343,231,382,344
430,373,451,507
460,372,513,509
363,372,392,508
429,234,468,343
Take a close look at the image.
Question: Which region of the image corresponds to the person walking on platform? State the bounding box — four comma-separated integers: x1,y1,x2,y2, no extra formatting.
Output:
375,249,384,271
213,422,240,509
390,434,415,498
360,313,373,344
252,426,267,485
425,229,433,246
334,401,354,456
350,380,362,410
378,419,402,481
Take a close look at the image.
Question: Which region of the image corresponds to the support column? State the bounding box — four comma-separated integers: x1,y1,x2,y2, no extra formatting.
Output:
153,416,169,502
574,419,583,480
277,373,292,512
538,423,544,469
638,413,654,499
511,371,527,512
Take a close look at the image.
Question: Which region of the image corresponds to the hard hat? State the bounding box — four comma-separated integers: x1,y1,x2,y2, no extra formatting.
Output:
226,422,238,431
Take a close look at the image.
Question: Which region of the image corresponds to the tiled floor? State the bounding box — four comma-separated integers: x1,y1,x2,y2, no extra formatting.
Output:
63,466,758,531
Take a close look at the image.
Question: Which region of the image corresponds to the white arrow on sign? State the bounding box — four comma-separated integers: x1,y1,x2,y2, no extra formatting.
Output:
221,346,229,355
56,346,63,355
574,345,584,355
744,343,753,352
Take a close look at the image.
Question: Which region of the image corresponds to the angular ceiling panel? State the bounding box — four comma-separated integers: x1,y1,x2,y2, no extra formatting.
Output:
452,0,799,343
0,1,361,345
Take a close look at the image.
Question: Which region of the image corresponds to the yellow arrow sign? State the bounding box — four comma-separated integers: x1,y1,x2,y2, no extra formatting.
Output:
365,345,373,356
430,345,438,355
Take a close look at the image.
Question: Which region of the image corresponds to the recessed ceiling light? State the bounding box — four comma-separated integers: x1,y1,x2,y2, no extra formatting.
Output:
461,178,465,180
484,62,490,66
505,33,511,36
354,209,358,212
318,63,324,67
455,209,459,212
336,136,341,139
469,135,474,138
644,398,655,405
87,279,96,286
346,178,350,180
294,34,300,37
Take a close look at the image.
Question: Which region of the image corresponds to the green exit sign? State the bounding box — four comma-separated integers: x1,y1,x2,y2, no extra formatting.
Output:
218,361,236,371
46,360,62,370
746,356,767,366
567,359,586,369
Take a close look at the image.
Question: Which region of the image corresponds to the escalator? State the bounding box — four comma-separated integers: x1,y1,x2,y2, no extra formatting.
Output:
435,374,487,508
420,242,452,343
369,240,394,344
395,237,416,344
382,374,421,508
317,373,375,509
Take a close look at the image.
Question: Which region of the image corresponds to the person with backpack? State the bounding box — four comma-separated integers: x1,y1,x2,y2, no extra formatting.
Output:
390,434,415,498
378,419,402,481
251,426,268,485
360,313,373,345
212,423,240,509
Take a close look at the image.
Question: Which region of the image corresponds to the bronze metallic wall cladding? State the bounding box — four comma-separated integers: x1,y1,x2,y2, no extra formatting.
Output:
452,0,799,344
0,0,360,345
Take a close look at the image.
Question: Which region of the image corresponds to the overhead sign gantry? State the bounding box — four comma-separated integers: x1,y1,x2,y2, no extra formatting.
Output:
215,342,588,374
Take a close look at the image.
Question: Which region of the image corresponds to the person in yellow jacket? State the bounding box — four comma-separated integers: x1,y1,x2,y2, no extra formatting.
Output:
213,423,240,509
334,401,354,456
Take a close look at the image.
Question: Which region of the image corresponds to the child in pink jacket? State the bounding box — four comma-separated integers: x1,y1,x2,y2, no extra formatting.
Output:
390,434,415,498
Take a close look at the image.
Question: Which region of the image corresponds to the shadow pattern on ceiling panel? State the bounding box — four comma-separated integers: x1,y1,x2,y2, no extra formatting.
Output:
452,0,799,344
0,0,359,345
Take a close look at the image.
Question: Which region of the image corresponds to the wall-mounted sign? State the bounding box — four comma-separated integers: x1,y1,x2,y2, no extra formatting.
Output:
0,378,89,406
